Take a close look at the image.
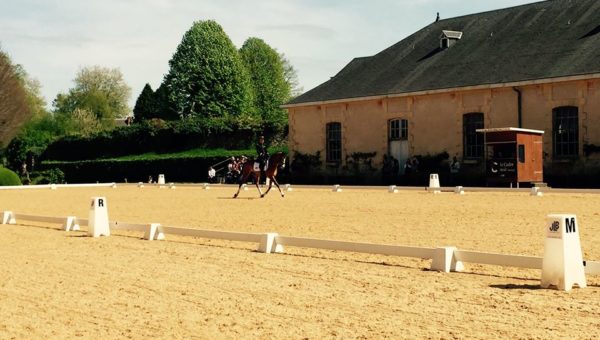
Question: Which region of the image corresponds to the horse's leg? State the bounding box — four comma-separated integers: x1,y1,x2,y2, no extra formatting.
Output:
270,176,285,197
263,173,274,196
255,171,265,197
233,170,248,198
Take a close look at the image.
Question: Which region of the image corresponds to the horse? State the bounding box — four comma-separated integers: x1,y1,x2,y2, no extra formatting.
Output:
233,152,286,198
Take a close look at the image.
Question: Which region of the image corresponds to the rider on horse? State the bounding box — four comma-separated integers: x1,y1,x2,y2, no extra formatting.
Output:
255,135,269,182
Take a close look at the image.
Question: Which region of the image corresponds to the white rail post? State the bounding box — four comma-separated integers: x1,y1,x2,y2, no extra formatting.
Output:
332,184,342,192
541,214,586,291
144,223,164,241
2,211,15,225
157,174,166,185
64,216,80,231
258,233,283,253
88,197,110,237
454,186,465,195
429,174,441,194
431,247,463,272
388,185,398,193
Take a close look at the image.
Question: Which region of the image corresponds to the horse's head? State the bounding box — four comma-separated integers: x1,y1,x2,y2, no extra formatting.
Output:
271,152,286,169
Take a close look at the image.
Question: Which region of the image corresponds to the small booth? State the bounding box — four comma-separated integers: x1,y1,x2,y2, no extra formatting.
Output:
476,127,544,186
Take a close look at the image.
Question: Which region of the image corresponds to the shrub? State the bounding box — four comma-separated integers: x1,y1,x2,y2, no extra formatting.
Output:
30,168,65,184
0,167,22,186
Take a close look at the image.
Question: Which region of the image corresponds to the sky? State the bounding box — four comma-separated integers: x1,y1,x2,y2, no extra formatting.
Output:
0,0,539,109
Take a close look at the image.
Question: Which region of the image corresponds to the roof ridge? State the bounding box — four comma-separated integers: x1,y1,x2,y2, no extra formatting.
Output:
435,0,551,23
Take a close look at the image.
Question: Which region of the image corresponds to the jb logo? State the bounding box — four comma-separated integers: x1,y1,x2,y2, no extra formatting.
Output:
549,221,559,232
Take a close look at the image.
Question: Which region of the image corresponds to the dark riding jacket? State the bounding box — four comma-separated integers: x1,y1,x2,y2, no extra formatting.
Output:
256,143,269,164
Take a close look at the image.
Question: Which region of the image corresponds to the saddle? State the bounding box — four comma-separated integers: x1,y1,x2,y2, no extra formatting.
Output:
253,161,268,172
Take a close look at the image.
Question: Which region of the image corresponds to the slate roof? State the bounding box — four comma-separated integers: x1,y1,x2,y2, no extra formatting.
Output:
287,0,600,106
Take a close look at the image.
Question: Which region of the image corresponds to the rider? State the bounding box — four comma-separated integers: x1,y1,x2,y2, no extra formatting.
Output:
255,135,269,182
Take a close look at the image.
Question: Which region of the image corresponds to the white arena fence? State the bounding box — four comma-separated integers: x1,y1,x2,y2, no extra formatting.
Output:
0,183,117,190
3,210,600,276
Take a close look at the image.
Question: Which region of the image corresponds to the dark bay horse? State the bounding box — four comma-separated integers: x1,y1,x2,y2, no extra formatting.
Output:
233,152,286,198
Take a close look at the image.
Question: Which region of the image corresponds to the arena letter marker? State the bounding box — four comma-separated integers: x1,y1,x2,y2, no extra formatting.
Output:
541,214,586,291
88,197,110,237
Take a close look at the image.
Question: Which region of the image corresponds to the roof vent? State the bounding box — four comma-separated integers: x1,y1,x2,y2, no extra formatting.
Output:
440,30,462,49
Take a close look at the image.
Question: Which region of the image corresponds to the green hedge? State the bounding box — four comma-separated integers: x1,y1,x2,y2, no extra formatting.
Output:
42,119,257,161
0,167,22,186
42,148,288,183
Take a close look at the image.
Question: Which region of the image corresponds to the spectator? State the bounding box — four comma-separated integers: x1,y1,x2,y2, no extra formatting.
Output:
450,156,460,173
208,166,216,183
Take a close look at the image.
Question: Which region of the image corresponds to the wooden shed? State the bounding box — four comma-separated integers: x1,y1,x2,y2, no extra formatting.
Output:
476,128,544,186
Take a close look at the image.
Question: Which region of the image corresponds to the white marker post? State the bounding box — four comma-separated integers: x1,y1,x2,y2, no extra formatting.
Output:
157,174,165,185
531,187,543,196
388,185,398,193
332,184,342,192
429,174,441,194
285,184,292,192
454,186,465,195
88,197,110,237
541,214,586,291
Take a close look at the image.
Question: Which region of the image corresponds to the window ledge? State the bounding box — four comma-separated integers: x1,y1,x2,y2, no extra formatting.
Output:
463,159,481,164
552,158,578,163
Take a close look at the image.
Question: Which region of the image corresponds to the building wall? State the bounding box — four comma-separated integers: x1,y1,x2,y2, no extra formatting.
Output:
287,78,600,172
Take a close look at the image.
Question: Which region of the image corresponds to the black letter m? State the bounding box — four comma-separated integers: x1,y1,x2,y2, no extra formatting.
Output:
565,217,576,233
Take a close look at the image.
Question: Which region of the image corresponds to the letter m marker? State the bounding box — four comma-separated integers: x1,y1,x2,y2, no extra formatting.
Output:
565,217,576,233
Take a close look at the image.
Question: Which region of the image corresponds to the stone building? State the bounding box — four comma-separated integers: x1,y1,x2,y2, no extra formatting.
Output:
283,0,600,186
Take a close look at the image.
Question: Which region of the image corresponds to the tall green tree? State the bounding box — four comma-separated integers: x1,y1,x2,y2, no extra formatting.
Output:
0,49,31,146
240,38,291,135
53,66,131,130
133,83,156,122
162,20,251,121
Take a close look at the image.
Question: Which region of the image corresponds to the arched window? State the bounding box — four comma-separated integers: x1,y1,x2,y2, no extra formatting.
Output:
463,112,484,159
553,106,578,158
326,122,342,162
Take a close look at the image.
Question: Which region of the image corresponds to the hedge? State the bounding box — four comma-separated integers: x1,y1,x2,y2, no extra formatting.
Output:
41,148,289,184
42,120,257,161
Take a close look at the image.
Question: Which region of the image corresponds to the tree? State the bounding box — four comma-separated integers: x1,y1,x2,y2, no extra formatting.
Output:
162,20,251,120
13,64,49,120
240,38,290,134
0,49,31,147
240,38,291,136
133,83,156,122
53,66,131,130
280,53,303,98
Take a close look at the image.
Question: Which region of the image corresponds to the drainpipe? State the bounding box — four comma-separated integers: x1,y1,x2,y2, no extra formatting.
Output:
513,87,522,128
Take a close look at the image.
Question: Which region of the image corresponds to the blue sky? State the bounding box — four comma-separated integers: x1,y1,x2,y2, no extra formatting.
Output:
0,0,538,108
